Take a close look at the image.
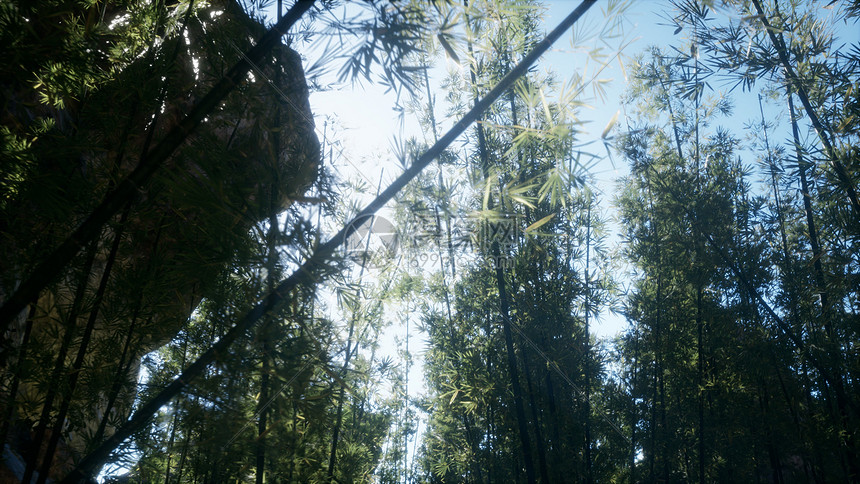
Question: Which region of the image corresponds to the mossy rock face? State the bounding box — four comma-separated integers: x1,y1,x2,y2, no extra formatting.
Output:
0,0,319,476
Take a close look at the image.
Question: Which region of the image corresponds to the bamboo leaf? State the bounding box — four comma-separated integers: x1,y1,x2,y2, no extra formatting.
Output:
539,86,553,122
602,110,620,139
525,213,555,233
437,33,461,64
483,174,493,210
509,194,536,209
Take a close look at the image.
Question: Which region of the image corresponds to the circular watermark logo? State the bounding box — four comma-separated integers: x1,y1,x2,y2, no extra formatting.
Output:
342,214,399,269
341,210,521,270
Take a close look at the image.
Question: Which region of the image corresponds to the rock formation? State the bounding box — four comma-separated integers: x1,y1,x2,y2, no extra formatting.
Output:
0,1,319,480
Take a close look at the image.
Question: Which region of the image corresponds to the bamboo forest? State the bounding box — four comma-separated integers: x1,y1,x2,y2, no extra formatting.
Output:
1,0,859,482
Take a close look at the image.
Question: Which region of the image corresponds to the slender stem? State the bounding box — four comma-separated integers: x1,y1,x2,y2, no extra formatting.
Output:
584,195,593,484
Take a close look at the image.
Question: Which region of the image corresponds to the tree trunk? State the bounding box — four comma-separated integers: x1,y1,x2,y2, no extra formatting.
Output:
37,205,130,484
162,339,188,484
256,3,284,471
22,241,98,484
584,199,593,484
630,325,639,483
255,343,270,484
495,260,537,484
696,286,705,484
758,380,785,484
522,347,550,483
0,306,35,450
